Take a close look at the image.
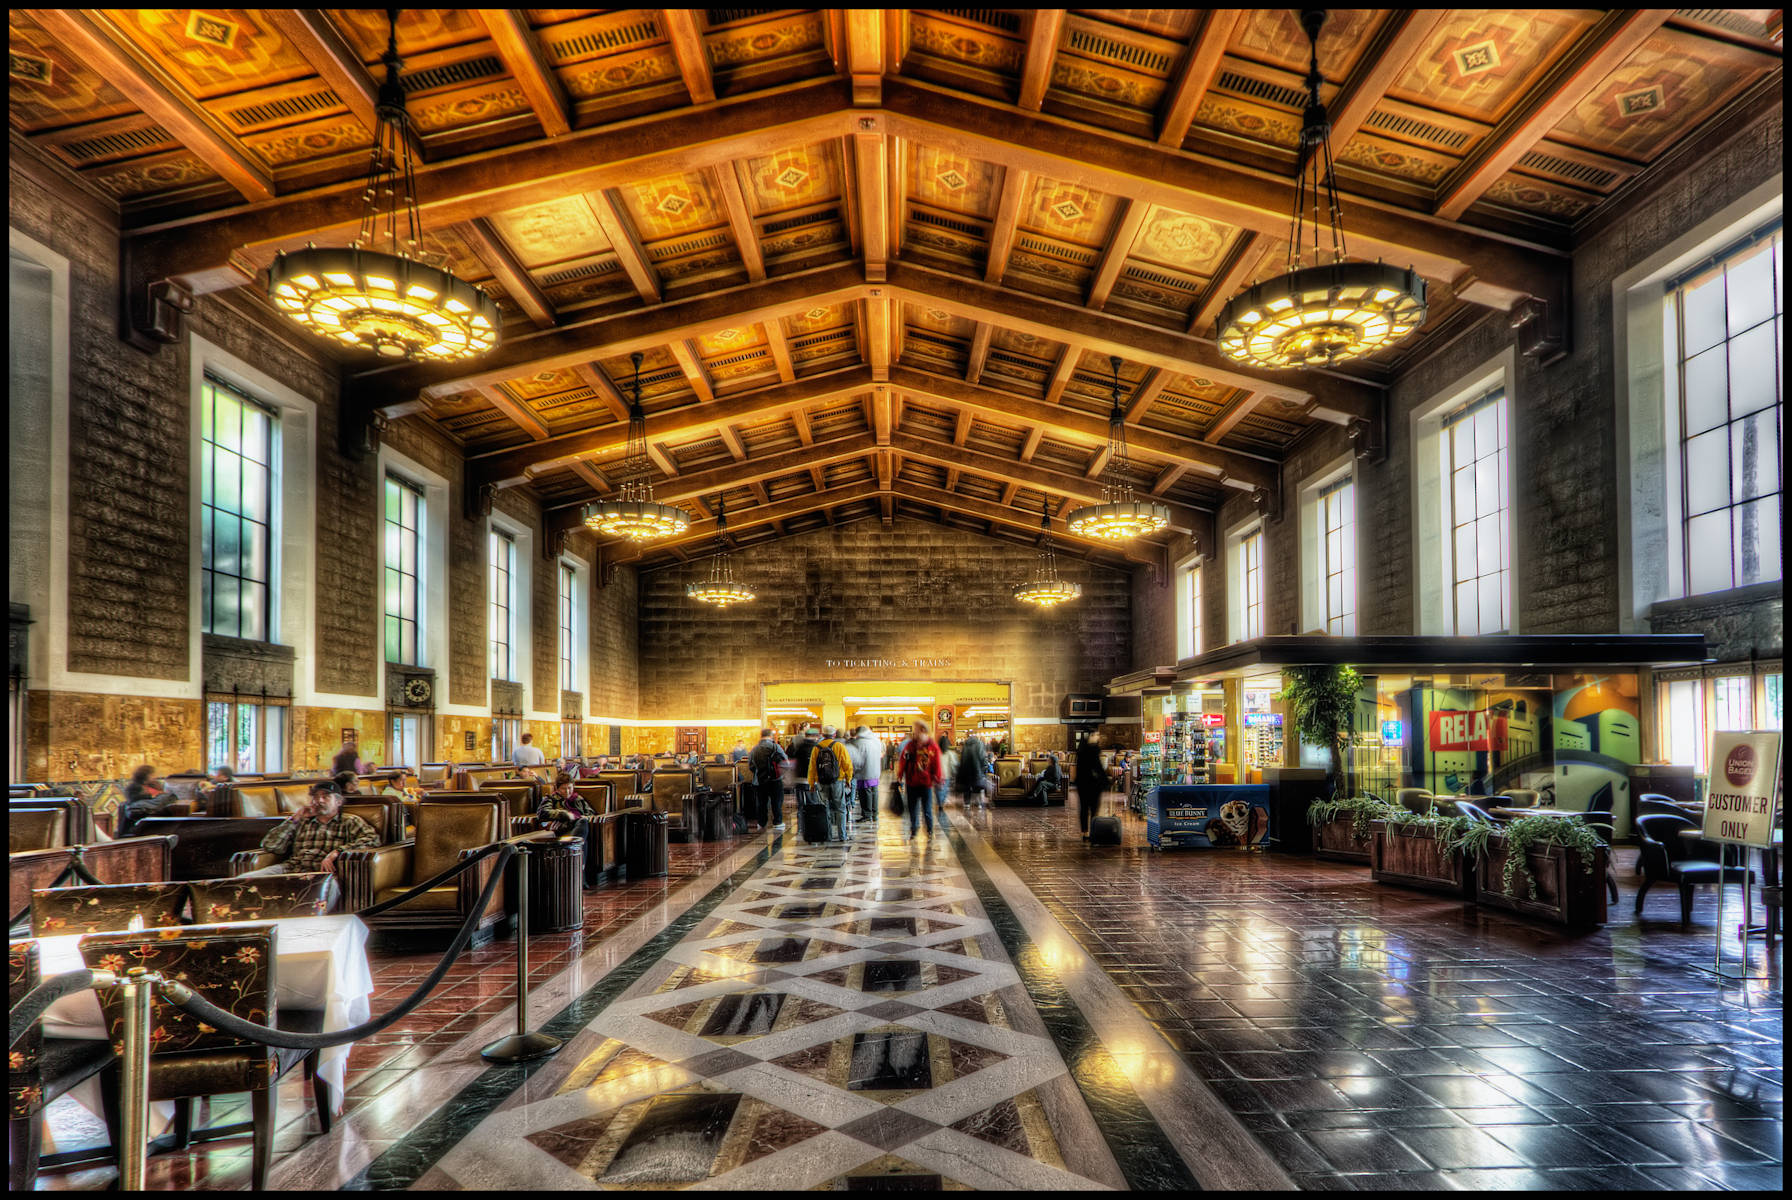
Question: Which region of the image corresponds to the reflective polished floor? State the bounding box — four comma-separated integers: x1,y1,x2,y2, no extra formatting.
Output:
33,795,1783,1190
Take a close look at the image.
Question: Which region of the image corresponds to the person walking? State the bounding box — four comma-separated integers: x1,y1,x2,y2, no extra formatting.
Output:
806,725,855,841
848,725,882,824
955,731,992,811
331,736,363,777
512,732,547,767
748,728,788,832
935,734,958,827
1075,730,1107,839
897,720,945,840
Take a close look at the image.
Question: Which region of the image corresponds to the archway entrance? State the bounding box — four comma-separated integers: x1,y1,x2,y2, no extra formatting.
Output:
761,680,1013,753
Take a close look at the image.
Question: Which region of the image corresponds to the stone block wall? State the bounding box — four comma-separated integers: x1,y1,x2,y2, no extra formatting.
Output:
635,519,1132,720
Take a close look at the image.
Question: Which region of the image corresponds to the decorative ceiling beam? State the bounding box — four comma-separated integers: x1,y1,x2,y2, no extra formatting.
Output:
1000,481,1020,505
608,481,882,560
461,218,556,329
569,461,612,496
475,368,877,486
263,10,381,137
1203,391,1266,444
571,363,631,422
865,292,892,380
885,262,1376,421
1157,9,1245,147
718,424,748,460
1124,368,1170,422
476,384,552,440
843,9,885,104
659,10,715,105
589,190,661,303
1017,10,1065,111
952,409,974,447
752,482,772,505
855,124,890,281
1188,231,1268,336
1154,462,1191,493
763,318,796,382
1019,427,1045,462
965,323,993,385
1325,11,1449,149
984,166,1030,285
874,390,893,445
666,340,715,403
478,9,572,137
1435,11,1672,221
1043,347,1082,406
1086,199,1149,310
709,164,766,281
32,9,274,202
890,432,1208,534
644,443,680,478
791,409,815,447
1084,445,1113,479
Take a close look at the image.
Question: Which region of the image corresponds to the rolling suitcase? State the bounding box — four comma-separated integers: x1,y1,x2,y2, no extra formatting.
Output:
1089,796,1121,846
799,800,831,845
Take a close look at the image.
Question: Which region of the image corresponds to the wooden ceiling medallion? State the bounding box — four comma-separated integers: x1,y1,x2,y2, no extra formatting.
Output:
266,9,499,362
1215,10,1427,370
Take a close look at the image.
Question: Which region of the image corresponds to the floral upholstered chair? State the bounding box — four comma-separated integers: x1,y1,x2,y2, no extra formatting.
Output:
8,939,117,1191
78,924,331,1190
29,882,189,937
187,873,340,923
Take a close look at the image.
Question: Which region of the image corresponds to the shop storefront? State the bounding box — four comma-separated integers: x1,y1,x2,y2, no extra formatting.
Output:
761,680,1013,752
1113,635,1710,835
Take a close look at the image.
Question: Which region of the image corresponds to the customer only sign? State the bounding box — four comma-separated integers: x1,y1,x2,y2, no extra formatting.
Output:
1701,730,1781,847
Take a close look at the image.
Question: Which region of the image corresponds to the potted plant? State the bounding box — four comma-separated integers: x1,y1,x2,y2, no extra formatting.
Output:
1277,665,1363,794
1459,814,1609,926
1308,793,1397,863
1370,809,1477,897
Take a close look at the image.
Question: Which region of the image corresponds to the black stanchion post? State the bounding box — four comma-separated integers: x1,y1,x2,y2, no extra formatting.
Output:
481,838,562,1063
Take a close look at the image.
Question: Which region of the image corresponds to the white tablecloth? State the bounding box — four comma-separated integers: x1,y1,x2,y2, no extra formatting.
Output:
37,914,372,1120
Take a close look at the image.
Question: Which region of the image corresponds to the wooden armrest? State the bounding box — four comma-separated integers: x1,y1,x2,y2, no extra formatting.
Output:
228,849,279,876
336,842,412,912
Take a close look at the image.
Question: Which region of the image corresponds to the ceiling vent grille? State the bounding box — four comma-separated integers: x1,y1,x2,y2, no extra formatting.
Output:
60,125,171,162
792,328,855,352
223,88,341,130
938,10,1023,34
1516,150,1617,190
705,348,770,370
1363,108,1472,151
1120,264,1198,291
1215,71,1307,111
404,56,503,93
1674,8,1776,37
537,259,620,287
761,207,838,235
1014,235,1097,267
551,19,661,60
909,207,986,239
648,231,732,260
1064,28,1172,73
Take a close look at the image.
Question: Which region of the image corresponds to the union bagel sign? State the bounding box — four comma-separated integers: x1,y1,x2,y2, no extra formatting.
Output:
1702,730,1781,848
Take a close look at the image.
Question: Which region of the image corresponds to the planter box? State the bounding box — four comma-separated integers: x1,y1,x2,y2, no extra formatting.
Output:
1369,820,1474,898
1476,838,1608,927
1313,816,1373,864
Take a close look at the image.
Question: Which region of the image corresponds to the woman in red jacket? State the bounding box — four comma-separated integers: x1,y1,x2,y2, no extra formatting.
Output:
899,720,945,840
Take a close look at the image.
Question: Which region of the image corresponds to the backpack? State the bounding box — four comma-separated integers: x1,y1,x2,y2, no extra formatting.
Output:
751,743,784,785
814,740,841,786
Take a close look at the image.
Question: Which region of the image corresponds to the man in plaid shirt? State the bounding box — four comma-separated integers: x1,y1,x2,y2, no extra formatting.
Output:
246,781,378,876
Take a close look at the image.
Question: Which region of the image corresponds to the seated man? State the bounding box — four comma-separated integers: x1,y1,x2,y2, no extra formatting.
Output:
1020,754,1065,804
537,771,603,889
199,764,236,809
244,781,379,877
118,764,177,836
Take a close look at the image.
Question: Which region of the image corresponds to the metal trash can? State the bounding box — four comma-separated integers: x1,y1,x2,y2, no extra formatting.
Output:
626,809,670,879
528,837,585,932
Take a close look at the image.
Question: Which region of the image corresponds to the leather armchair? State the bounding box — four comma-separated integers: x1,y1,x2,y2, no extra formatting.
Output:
337,800,507,938
224,797,404,880
477,779,541,820
9,939,117,1191
78,925,328,1190
650,770,697,841
418,763,454,788
211,781,313,819
29,881,190,936
992,757,1026,802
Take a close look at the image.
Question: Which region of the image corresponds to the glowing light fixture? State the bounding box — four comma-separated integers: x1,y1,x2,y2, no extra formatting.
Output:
268,9,499,362
685,493,756,606
1214,9,1426,369
582,353,692,543
1062,358,1170,542
1015,492,1085,607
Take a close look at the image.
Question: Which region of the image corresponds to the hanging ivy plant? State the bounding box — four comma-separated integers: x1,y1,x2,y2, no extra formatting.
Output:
1490,814,1605,899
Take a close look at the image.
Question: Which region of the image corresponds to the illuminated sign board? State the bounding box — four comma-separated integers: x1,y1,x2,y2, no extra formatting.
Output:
1381,720,1404,746
1201,712,1226,727
1242,713,1283,727
1428,710,1507,752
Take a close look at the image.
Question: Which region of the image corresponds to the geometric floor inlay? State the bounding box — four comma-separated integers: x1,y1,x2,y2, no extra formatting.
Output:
428,815,1114,1189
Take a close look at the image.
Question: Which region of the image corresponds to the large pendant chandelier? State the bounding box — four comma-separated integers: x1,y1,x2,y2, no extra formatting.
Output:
1215,9,1426,369
268,9,499,361
1014,494,1082,608
686,494,756,607
582,352,691,542
1064,356,1171,541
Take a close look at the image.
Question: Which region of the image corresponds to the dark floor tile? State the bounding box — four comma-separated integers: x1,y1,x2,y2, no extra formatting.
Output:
1479,1122,1668,1168
1302,1129,1431,1174
1396,1125,1531,1170
1687,1161,1784,1190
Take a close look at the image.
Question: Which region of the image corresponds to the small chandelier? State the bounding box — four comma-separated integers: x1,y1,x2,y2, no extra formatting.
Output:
582,352,691,542
686,494,756,607
1064,357,1171,541
1014,494,1082,608
1214,9,1426,369
268,9,499,361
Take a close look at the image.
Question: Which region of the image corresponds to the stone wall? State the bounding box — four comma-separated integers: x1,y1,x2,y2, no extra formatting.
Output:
636,519,1132,720
25,692,204,781
588,556,640,719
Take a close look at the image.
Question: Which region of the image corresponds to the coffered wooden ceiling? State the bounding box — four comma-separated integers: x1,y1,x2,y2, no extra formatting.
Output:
12,8,1783,568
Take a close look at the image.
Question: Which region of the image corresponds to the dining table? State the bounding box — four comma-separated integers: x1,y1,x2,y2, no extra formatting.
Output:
33,913,372,1149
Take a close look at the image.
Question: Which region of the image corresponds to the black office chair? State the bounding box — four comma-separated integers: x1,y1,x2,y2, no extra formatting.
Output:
1635,813,1754,925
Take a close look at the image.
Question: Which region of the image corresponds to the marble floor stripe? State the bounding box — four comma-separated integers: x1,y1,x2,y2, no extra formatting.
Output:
388,814,1151,1190
950,810,1297,1191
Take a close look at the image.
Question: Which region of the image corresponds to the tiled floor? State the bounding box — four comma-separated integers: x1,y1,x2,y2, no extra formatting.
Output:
963,801,1783,1192
31,795,1784,1191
